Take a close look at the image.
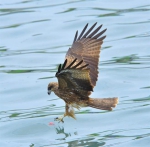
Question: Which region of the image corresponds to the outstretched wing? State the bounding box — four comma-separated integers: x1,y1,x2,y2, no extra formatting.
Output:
65,22,107,87
56,59,93,97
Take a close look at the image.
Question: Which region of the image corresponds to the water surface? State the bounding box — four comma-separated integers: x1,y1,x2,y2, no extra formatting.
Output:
0,0,150,147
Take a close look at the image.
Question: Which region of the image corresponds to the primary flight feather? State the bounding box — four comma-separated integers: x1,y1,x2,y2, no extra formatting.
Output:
48,22,118,122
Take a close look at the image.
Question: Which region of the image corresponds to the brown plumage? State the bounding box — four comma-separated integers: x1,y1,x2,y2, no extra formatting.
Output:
48,23,118,122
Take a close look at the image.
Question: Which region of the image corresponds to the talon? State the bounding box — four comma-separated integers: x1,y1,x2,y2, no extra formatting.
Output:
54,116,64,123
54,117,58,121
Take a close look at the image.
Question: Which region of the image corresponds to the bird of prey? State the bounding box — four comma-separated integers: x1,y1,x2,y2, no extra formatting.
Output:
48,22,118,122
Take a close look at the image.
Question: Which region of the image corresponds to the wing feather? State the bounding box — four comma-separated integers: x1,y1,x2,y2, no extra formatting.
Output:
65,23,107,86
56,59,93,97
77,23,88,40
73,31,78,43
83,22,97,38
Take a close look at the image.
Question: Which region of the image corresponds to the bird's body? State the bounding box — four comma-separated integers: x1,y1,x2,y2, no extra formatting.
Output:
49,82,89,109
48,23,118,122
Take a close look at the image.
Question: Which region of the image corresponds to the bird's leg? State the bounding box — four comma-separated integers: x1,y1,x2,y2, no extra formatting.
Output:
54,104,76,123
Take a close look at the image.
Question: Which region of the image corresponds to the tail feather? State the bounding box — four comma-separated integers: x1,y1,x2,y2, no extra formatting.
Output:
88,97,118,111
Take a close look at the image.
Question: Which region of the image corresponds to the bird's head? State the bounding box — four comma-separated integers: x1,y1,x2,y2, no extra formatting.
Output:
47,82,58,95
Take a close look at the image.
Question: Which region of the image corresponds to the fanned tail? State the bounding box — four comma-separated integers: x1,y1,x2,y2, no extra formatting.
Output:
88,97,118,111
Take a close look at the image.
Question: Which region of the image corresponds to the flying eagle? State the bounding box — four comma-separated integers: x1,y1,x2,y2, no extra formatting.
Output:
48,22,118,122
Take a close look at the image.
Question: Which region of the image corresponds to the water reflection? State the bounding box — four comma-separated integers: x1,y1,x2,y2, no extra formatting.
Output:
51,128,150,147
66,138,105,147
55,126,71,140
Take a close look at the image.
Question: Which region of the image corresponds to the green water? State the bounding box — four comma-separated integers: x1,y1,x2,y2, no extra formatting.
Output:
0,0,150,147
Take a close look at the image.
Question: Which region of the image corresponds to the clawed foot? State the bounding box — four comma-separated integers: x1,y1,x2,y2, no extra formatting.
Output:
54,116,64,123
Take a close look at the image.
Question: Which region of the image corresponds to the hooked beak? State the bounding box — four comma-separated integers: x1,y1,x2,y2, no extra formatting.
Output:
48,90,51,95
